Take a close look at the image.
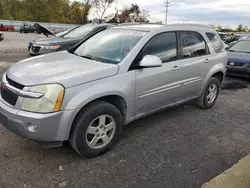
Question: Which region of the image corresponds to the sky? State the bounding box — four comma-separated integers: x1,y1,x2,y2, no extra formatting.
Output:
90,0,250,28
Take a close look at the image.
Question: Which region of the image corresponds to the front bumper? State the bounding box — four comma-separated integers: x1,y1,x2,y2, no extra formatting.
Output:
0,98,76,142
226,64,250,78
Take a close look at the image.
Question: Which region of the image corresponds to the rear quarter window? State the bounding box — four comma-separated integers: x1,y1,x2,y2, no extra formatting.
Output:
206,32,224,53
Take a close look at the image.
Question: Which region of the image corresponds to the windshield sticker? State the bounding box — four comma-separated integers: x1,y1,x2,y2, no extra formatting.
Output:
129,31,147,36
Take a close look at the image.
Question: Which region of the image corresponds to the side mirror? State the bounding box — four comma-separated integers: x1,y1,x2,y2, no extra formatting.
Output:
139,55,162,68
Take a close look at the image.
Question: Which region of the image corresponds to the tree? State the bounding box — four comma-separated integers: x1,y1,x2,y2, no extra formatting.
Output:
130,4,140,22
244,26,248,32
236,24,243,32
152,21,163,24
137,10,149,22
208,24,216,30
216,25,222,31
0,0,91,24
68,1,91,24
92,0,115,20
107,4,149,23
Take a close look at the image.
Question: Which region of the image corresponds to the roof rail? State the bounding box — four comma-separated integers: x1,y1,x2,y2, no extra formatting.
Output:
164,23,210,28
118,22,163,25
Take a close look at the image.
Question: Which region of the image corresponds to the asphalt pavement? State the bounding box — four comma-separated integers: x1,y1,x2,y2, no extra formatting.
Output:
0,50,250,188
0,31,46,52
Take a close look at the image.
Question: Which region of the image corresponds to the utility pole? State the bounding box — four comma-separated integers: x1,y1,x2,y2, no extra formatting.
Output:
164,0,169,24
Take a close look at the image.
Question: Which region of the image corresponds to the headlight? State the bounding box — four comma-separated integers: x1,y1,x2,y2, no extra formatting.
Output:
21,84,64,113
41,45,60,51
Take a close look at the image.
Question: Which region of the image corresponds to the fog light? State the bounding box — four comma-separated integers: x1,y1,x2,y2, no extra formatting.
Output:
27,123,37,132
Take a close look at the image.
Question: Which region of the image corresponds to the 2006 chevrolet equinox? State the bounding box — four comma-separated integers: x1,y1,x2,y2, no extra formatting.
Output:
0,24,227,157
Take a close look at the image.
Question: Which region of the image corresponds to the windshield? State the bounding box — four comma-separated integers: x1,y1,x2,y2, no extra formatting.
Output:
63,24,96,38
229,41,250,53
74,29,147,64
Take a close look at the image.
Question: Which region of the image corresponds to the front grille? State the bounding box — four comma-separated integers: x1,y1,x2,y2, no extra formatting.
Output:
6,76,24,90
1,88,18,106
227,62,246,67
1,76,24,106
32,45,41,53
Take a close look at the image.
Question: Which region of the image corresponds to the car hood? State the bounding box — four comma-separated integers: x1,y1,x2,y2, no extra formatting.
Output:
7,51,119,88
34,23,55,37
227,51,250,63
32,37,80,45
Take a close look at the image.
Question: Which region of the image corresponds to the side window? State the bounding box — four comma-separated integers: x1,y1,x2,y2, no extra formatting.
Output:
206,32,224,53
180,31,208,58
143,32,177,63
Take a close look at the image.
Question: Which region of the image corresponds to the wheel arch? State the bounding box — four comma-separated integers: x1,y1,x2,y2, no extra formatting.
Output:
67,94,128,140
199,63,226,95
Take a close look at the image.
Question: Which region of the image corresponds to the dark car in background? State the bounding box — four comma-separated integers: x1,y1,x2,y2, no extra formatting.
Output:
20,23,41,34
226,37,250,78
0,32,4,41
54,26,80,37
224,34,241,45
28,23,113,56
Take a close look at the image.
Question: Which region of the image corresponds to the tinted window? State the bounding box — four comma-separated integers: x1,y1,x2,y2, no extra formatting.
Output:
143,32,177,62
206,32,224,53
180,31,208,58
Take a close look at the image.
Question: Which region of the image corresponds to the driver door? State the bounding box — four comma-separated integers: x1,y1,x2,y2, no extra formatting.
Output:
135,32,184,115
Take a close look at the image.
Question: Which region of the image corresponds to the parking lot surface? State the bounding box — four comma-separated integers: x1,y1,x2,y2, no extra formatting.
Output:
0,32,45,52
0,35,250,188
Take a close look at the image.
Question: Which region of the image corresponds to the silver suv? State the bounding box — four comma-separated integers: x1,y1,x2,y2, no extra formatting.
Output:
0,24,227,157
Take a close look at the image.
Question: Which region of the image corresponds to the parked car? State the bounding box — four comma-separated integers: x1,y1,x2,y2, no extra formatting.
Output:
224,34,241,45
226,37,250,78
20,23,41,34
218,32,229,41
0,24,227,157
54,26,81,37
28,23,113,56
0,24,15,31
227,35,249,48
0,32,3,41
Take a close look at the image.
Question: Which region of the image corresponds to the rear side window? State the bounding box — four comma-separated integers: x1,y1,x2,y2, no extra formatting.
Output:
206,32,224,53
180,31,208,58
143,32,177,63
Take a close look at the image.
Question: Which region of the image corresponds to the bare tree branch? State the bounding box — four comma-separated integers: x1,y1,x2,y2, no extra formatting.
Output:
92,0,115,20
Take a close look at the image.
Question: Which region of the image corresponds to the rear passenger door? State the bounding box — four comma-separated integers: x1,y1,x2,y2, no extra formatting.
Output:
174,31,213,98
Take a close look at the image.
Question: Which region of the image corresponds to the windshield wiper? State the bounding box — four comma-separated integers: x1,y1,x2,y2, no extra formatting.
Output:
228,50,236,52
74,53,98,61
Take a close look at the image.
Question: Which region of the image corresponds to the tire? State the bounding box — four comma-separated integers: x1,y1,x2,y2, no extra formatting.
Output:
197,77,220,109
70,101,123,158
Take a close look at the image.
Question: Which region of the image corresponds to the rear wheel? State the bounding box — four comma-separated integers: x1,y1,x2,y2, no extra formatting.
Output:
197,77,220,109
70,101,123,158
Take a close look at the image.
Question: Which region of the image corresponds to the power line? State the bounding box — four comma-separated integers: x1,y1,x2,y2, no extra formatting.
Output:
164,0,169,24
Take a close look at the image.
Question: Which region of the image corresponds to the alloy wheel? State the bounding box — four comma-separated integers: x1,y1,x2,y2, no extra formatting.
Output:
85,115,116,149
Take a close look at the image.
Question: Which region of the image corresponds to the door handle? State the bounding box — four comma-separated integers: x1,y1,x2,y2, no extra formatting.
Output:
171,65,181,71
204,58,209,63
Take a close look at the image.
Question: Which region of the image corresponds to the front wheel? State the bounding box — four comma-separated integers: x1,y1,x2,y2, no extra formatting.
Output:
70,101,123,158
197,77,220,109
